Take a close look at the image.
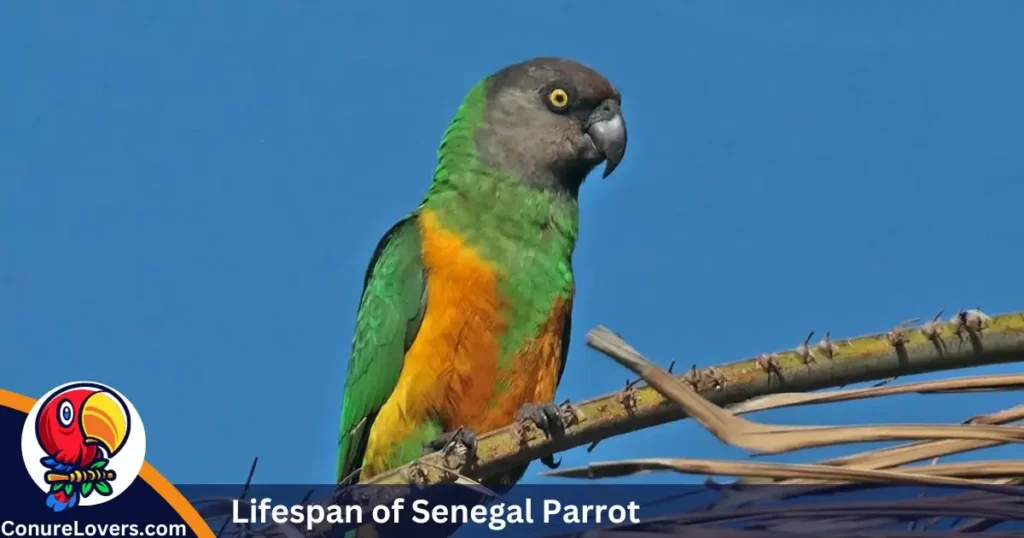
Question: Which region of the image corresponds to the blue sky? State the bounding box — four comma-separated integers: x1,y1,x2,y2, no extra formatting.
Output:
3,2,1023,485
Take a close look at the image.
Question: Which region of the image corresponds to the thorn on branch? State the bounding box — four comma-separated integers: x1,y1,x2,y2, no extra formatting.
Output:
756,353,783,385
618,378,639,414
405,463,429,485
796,330,817,366
684,364,702,390
952,307,991,348
705,366,726,390
920,309,947,353
559,399,584,429
816,331,839,359
887,318,917,348
962,308,992,332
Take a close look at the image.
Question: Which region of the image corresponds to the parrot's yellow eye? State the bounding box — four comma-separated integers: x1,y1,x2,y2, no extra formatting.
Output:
547,88,570,110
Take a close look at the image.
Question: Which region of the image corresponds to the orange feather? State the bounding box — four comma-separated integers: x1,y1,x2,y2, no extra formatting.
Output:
360,209,570,479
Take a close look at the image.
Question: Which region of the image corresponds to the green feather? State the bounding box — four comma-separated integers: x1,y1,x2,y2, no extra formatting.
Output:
335,216,426,482
335,81,495,482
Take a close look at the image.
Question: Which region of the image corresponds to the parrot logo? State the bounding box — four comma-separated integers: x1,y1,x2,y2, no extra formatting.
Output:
20,381,147,512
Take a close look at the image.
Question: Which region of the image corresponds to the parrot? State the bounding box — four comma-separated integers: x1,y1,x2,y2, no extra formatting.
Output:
336,57,627,487
35,384,130,511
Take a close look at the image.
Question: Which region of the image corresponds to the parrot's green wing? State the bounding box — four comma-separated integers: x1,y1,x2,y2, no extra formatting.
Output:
336,214,426,483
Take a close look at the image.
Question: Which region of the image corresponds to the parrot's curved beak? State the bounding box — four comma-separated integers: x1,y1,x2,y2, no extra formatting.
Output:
586,98,627,178
81,390,130,457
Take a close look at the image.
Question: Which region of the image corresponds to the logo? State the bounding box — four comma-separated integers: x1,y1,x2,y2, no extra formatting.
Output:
20,381,147,512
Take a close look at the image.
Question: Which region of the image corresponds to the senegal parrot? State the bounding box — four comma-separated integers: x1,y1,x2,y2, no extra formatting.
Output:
337,57,627,485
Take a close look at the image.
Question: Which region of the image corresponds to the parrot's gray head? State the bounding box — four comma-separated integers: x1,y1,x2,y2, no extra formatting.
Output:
477,57,627,197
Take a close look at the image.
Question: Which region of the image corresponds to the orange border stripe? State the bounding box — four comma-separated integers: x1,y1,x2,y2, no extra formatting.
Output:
0,389,215,538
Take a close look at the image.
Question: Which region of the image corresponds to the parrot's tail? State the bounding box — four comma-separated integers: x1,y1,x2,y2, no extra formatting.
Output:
41,457,81,512
46,490,79,512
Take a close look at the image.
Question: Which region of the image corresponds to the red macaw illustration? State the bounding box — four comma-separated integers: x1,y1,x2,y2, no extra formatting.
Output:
35,384,130,512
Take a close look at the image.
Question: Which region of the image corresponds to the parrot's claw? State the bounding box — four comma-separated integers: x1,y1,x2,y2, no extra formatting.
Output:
424,428,478,469
515,402,566,440
540,455,561,470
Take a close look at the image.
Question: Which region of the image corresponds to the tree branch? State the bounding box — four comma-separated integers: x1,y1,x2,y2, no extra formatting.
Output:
207,310,1024,537
361,309,1024,485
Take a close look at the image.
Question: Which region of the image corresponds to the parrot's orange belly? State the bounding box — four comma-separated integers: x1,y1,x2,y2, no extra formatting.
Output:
360,209,569,479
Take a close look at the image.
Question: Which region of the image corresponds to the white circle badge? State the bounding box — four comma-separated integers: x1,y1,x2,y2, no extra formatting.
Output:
21,381,147,511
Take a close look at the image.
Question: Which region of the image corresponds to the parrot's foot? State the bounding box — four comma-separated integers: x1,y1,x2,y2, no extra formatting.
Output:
515,403,565,470
516,402,566,439
424,427,478,470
